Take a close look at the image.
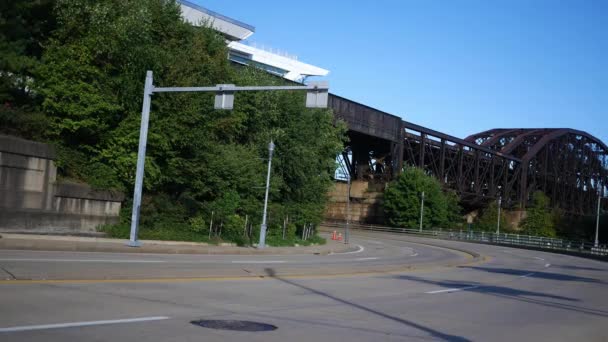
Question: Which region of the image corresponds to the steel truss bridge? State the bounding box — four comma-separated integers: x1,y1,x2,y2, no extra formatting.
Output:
329,94,608,215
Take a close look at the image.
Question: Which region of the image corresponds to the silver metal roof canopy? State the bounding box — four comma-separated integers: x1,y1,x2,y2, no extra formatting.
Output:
179,0,255,41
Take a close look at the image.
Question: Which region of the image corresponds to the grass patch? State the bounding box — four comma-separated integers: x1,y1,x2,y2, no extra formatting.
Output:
99,223,212,244
265,234,326,247
100,223,326,247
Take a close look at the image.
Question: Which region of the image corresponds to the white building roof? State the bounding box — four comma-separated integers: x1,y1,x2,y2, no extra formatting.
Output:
179,1,329,83
228,42,328,82
179,0,254,41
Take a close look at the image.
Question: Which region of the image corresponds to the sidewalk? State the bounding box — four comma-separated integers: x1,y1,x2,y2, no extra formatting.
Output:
0,233,353,255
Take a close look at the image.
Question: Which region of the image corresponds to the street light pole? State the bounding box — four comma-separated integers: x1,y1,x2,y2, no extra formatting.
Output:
496,196,502,235
419,191,425,232
125,70,328,247
127,71,153,247
258,140,275,249
345,169,351,244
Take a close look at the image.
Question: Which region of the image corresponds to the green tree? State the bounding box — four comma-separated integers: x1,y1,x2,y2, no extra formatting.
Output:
445,190,464,227
384,167,461,229
520,191,556,237
475,200,510,232
0,0,55,139
24,0,345,244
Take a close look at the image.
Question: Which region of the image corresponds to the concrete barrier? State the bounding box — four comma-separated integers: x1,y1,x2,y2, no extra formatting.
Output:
0,134,124,234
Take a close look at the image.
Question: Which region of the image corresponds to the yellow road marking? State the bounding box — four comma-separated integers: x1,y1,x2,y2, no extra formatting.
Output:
0,256,491,285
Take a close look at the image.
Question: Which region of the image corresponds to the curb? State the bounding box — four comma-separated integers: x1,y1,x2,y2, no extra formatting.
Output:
0,233,354,256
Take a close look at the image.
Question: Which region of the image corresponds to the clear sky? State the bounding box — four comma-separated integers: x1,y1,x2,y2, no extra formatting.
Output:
192,0,607,144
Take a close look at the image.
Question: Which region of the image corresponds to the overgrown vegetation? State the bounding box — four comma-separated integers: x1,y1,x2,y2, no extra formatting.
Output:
383,167,462,229
520,191,556,237
474,200,511,232
1,0,343,245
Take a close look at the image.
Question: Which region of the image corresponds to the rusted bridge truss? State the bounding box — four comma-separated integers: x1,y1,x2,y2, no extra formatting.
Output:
330,94,608,215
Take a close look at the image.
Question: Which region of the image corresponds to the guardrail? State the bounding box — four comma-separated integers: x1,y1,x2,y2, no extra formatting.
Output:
322,221,608,257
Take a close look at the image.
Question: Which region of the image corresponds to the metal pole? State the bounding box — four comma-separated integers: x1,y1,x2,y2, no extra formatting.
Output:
244,214,248,236
282,216,287,240
419,191,425,232
258,140,275,248
345,172,351,244
208,211,214,239
496,196,502,235
595,193,601,248
127,71,154,247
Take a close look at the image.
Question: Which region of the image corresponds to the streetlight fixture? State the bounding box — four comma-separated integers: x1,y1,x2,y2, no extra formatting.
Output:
126,70,329,247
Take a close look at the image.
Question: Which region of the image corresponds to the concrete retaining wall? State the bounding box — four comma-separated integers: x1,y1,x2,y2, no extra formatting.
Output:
0,135,124,234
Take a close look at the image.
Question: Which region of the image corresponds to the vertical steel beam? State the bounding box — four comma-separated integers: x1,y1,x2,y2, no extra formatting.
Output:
489,157,496,197
439,139,446,182
520,163,528,209
458,146,464,192
474,150,480,194
419,133,426,168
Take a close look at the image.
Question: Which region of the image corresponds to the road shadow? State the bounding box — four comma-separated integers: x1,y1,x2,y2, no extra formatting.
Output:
263,268,471,342
391,274,608,318
551,264,607,272
392,274,578,301
459,266,605,284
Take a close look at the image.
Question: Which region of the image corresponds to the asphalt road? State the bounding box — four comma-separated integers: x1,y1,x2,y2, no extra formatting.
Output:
1,231,606,341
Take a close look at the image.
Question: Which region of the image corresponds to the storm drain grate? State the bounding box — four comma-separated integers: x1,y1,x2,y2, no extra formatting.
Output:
190,320,277,332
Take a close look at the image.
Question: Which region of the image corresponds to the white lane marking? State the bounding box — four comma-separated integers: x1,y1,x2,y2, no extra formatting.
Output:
545,263,551,268
519,272,535,278
534,257,545,261
426,286,479,294
0,259,166,263
230,260,286,264
411,253,419,257
355,257,379,261
329,244,365,255
0,316,170,333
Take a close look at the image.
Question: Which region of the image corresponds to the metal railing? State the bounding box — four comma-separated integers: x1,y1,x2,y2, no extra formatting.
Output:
322,221,608,257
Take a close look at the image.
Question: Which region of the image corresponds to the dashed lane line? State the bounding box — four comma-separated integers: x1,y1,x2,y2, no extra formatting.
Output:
0,316,170,333
230,260,286,264
426,286,479,294
355,257,379,261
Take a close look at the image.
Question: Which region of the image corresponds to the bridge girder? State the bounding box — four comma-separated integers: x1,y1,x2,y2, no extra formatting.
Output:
331,94,608,215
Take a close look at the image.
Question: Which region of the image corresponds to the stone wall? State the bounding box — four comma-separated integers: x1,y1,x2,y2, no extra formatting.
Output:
325,180,385,224
0,135,124,234
326,179,528,229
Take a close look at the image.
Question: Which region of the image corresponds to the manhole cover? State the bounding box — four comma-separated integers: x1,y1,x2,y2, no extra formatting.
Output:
190,320,277,332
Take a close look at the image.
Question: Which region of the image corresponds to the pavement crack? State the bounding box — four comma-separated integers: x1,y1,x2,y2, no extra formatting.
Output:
242,268,265,279
0,266,17,280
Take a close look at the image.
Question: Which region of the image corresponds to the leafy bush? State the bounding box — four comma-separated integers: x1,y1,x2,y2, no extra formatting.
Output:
188,216,207,234
520,191,556,237
384,167,461,229
475,200,511,232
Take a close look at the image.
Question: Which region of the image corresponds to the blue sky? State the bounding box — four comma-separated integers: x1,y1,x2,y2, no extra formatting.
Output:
192,0,607,144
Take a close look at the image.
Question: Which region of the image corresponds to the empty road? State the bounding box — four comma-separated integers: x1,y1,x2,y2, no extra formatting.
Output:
1,231,606,341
